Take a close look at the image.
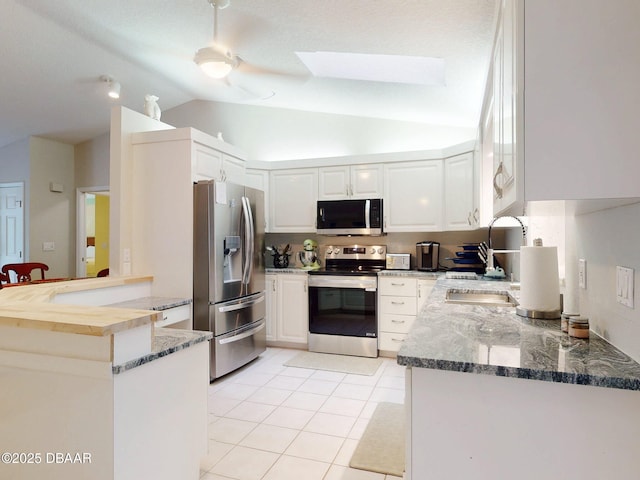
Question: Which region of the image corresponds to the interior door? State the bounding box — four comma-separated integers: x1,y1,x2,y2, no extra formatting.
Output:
0,183,25,269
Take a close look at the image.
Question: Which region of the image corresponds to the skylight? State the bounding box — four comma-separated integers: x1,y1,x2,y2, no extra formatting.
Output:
295,51,445,86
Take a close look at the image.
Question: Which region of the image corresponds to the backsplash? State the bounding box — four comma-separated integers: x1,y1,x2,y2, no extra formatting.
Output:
264,230,503,270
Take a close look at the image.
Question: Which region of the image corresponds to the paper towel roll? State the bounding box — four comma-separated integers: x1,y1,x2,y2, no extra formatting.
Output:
519,245,560,312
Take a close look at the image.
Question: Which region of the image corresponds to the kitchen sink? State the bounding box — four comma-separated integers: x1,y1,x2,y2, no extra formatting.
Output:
445,289,518,307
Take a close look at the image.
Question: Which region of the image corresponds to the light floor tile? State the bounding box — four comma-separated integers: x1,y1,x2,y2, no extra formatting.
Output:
212,445,279,480
347,417,370,440
200,472,236,479
333,438,359,466
250,362,287,376
208,396,242,417
280,366,316,378
262,405,315,429
376,375,405,390
384,476,404,480
359,401,379,420
285,431,345,463
265,374,307,391
239,423,299,454
324,465,386,480
281,391,328,411
261,455,330,480
209,417,258,444
304,412,356,437
215,383,260,401
230,371,275,387
320,396,365,417
298,378,339,395
381,362,407,377
199,439,235,473
310,369,347,382
332,382,374,401
246,386,292,406
342,373,381,387
369,387,404,404
224,401,276,423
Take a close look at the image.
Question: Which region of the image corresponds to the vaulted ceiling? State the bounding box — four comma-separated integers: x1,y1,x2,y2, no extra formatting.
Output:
0,0,497,148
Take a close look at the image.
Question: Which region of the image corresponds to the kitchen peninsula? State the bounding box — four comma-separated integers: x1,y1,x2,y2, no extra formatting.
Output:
0,276,211,480
398,277,640,480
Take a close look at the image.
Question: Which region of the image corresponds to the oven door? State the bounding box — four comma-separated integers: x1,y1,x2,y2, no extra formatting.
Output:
308,275,377,338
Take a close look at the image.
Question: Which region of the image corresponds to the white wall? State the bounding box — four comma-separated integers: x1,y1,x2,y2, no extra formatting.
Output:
75,132,110,188
29,137,75,278
573,201,640,363
162,100,477,162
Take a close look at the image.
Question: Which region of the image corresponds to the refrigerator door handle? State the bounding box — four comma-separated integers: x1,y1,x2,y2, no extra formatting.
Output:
217,293,265,313
218,320,266,345
241,196,255,285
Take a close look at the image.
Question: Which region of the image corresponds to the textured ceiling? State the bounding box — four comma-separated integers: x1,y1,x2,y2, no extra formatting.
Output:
0,0,497,148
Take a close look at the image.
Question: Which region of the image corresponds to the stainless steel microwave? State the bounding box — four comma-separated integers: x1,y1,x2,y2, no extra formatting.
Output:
316,199,383,236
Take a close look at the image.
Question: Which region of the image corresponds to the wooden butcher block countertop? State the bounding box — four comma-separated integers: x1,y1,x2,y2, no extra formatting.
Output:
0,276,158,336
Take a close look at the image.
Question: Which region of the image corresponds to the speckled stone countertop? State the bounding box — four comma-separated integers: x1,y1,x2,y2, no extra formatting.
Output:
112,327,212,374
378,270,441,279
266,268,310,274
106,296,191,311
397,277,640,391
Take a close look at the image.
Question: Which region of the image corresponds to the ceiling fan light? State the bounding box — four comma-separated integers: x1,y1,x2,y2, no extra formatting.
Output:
108,81,121,99
195,46,234,79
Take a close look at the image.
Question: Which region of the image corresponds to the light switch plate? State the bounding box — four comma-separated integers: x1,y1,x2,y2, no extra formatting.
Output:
578,259,586,289
616,266,634,308
42,241,55,252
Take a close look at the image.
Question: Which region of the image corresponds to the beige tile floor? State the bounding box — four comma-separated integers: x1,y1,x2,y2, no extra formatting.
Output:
200,347,405,480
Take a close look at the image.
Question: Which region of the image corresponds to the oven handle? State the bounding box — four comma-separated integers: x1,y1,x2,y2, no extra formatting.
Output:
308,276,377,290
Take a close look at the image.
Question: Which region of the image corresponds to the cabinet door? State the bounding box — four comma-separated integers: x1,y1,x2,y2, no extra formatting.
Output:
318,166,350,200
192,143,223,182
222,154,245,184
444,153,475,230
270,168,318,232
384,160,443,232
350,164,383,198
276,275,308,344
417,279,436,313
245,169,270,232
265,274,277,342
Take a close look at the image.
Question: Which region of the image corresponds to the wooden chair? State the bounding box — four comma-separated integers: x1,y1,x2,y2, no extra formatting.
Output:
97,268,109,277
1,262,49,283
0,271,8,287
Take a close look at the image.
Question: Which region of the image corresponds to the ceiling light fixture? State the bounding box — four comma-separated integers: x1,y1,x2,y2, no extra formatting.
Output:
195,0,236,79
100,75,121,99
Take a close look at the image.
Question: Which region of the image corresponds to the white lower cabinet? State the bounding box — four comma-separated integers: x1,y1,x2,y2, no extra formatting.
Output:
156,304,192,329
378,276,436,353
266,273,308,345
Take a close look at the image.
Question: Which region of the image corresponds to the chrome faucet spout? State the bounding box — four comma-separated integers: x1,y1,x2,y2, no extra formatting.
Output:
487,216,527,249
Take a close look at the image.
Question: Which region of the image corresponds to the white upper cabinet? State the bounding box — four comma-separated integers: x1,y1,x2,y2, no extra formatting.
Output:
383,160,443,232
491,0,523,216
245,169,270,232
269,168,318,232
444,152,477,230
523,0,640,201
318,164,383,200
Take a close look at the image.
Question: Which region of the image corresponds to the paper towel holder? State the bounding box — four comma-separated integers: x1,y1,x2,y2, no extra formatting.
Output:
515,238,562,320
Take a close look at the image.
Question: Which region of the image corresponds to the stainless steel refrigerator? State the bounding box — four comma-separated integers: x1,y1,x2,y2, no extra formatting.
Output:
193,180,266,381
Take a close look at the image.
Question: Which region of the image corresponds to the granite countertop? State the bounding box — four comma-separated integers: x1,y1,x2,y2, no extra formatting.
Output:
378,270,441,279
266,268,310,274
397,277,640,391
112,327,212,374
106,296,191,311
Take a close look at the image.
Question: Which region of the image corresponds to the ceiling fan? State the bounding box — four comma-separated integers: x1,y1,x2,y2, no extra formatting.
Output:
193,0,237,79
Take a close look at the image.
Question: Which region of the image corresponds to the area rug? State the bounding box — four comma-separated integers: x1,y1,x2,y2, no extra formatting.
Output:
283,351,383,376
349,402,405,477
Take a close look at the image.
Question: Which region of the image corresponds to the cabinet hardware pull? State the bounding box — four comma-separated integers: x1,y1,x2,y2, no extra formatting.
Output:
391,319,405,323
493,162,504,199
391,338,403,342
391,301,405,305
391,282,405,286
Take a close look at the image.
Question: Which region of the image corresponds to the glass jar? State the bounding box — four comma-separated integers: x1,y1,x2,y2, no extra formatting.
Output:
568,317,590,339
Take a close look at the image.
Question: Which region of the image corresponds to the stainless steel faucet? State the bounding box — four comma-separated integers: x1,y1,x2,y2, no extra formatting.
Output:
486,216,527,274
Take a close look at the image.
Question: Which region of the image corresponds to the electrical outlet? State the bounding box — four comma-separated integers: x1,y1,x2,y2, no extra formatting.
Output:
616,266,634,308
578,259,587,289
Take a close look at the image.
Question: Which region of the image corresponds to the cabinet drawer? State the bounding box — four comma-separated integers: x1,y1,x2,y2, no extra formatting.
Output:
380,296,417,316
156,304,191,328
378,332,408,352
379,277,417,296
379,314,415,334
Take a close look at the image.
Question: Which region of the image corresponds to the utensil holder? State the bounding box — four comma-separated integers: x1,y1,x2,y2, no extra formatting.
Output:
273,253,290,268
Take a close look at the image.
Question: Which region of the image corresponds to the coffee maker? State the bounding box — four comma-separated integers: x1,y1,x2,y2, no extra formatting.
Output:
416,241,440,271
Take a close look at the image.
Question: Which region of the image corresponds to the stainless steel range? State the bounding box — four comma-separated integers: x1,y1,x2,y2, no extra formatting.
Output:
307,245,386,358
